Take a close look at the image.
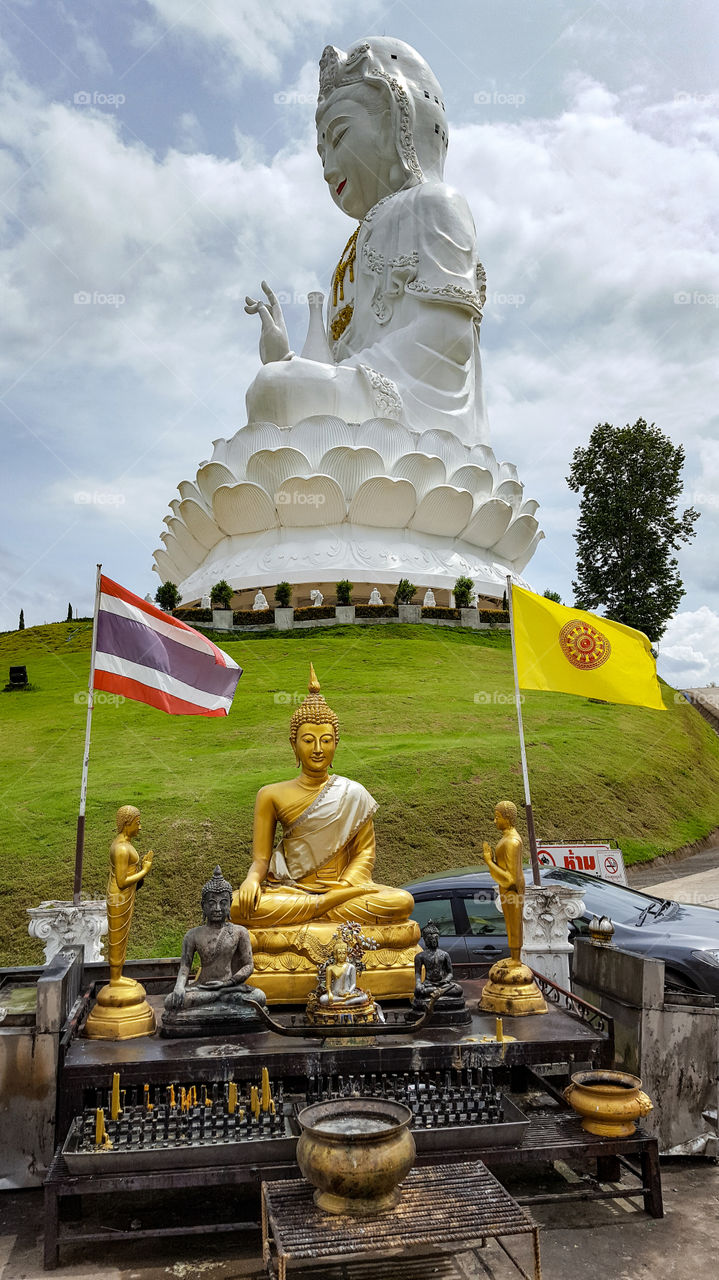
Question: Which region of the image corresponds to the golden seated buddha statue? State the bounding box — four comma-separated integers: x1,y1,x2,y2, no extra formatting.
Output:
231,664,419,1002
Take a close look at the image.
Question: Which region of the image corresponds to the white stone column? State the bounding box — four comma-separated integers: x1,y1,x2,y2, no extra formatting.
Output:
521,884,585,989
27,900,108,965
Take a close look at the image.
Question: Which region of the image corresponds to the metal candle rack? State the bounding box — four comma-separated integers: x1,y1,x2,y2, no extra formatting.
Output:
305,1066,505,1129
62,1071,297,1171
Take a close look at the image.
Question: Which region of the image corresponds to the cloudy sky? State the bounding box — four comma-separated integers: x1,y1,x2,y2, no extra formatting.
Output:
1,0,717,686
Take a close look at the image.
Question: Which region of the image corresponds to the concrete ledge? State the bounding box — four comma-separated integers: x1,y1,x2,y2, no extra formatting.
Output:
398,603,422,622
211,609,233,631
573,937,665,1010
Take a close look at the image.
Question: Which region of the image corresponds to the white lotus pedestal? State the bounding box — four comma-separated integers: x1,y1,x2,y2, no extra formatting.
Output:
27,900,107,965
521,885,586,990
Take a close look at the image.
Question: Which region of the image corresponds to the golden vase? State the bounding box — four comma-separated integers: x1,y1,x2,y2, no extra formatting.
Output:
563,1069,653,1138
296,1098,416,1216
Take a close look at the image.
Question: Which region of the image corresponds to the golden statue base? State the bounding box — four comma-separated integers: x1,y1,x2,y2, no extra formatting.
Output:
479,957,548,1017
306,992,380,1027
84,977,156,1040
241,915,420,1005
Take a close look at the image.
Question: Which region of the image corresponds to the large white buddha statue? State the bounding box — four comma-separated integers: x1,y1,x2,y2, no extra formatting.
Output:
153,37,543,608
245,37,487,443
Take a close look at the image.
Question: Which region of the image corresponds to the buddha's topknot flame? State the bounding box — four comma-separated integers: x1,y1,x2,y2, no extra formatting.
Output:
289,662,340,748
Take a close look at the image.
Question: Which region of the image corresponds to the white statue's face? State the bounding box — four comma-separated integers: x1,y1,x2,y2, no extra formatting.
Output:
317,86,400,219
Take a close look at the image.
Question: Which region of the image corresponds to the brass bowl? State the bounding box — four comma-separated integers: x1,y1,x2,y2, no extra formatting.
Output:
296,1098,416,1216
564,1069,653,1137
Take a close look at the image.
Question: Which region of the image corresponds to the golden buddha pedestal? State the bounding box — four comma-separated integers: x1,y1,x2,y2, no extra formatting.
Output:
231,665,419,1003
479,800,547,1017
84,806,156,1039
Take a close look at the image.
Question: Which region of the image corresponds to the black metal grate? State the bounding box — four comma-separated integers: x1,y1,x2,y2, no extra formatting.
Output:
263,1161,536,1262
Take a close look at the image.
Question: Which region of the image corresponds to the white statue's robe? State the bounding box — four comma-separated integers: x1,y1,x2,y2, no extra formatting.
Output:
332,182,488,444
246,182,488,446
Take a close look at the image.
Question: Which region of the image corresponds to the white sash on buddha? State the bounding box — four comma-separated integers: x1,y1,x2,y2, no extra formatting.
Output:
268,775,378,886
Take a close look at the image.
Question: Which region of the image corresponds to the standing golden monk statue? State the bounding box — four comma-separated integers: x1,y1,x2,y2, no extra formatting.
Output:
479,800,547,1017
85,805,156,1039
232,665,419,1002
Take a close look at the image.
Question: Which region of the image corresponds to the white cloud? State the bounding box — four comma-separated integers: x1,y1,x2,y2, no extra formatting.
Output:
658,608,719,689
0,49,717,684
138,0,378,83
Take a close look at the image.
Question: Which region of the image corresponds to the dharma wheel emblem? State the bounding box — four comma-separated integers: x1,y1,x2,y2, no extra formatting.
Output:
559,619,612,671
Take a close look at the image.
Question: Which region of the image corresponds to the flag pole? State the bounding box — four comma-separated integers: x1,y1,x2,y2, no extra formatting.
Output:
73,564,102,904
506,574,541,885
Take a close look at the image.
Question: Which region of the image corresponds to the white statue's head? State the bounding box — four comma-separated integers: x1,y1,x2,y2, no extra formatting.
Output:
316,37,447,219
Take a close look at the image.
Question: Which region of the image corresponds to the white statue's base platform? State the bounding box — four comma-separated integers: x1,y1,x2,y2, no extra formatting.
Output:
154,416,544,601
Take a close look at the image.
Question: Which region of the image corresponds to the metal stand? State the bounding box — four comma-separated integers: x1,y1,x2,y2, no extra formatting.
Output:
261,1161,542,1280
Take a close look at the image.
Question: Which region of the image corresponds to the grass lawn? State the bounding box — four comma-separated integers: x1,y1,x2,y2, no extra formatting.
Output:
1,619,718,966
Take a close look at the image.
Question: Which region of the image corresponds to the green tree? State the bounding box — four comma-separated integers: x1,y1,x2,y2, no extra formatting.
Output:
501,589,508,610
453,575,475,608
336,579,353,605
18,609,24,631
543,589,562,604
210,580,233,609
66,603,73,621
393,579,416,605
155,581,181,612
567,419,698,640
274,581,292,608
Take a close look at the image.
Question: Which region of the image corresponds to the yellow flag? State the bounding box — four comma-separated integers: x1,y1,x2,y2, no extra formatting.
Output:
512,586,665,711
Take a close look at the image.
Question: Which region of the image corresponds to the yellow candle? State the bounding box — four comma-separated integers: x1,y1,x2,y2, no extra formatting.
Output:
228,1082,238,1115
250,1086,260,1118
95,1107,104,1146
144,1083,153,1111
261,1067,271,1112
110,1072,121,1121
496,1017,504,1043
169,1084,176,1109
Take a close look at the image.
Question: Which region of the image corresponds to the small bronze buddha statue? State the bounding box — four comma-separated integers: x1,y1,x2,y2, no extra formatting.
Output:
161,866,267,1036
412,921,469,1025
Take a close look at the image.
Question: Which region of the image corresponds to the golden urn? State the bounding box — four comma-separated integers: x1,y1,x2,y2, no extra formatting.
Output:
563,1069,653,1137
296,1098,416,1216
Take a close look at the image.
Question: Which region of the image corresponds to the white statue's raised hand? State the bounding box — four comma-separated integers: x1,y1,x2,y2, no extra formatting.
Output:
244,281,291,364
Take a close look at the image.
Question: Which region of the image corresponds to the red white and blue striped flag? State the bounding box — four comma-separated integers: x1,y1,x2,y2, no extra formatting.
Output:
93,576,241,717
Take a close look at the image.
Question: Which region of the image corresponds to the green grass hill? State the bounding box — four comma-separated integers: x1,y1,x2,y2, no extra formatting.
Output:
1,620,718,967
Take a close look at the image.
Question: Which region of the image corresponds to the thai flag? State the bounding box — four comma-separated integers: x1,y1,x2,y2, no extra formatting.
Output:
93,576,241,717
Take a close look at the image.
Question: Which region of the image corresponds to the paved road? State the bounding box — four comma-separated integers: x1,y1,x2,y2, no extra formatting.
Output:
2,1160,719,1279
628,843,719,891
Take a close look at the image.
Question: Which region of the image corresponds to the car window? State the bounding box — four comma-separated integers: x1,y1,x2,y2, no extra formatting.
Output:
462,892,506,937
411,896,457,936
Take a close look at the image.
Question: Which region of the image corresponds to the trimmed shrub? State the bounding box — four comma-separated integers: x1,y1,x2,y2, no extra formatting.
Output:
336,579,353,605
355,604,399,618
274,581,292,608
423,606,460,620
174,608,212,623
233,608,274,625
293,606,336,621
479,609,510,624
